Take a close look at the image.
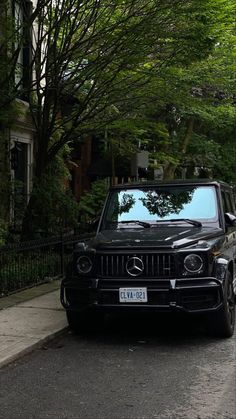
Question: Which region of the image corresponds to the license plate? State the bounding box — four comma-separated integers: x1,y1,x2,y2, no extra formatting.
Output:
119,287,147,303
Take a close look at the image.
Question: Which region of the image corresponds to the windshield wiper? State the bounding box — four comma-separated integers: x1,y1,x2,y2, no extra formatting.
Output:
118,220,151,228
167,218,202,227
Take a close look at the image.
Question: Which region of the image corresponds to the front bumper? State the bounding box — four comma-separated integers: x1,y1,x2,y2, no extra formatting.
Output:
61,276,224,314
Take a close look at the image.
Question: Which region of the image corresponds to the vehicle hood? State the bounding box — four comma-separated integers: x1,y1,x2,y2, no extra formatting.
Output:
77,226,224,251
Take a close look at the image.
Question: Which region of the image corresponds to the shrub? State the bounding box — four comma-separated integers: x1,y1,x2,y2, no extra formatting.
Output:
77,179,109,230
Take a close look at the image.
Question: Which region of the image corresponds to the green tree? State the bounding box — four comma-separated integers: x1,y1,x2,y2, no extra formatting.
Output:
2,0,235,237
21,0,224,236
112,0,236,180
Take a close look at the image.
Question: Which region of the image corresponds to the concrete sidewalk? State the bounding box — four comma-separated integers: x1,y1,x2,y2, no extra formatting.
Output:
0,281,68,368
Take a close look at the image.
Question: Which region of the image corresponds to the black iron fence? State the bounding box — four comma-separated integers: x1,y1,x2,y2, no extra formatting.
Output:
0,234,80,297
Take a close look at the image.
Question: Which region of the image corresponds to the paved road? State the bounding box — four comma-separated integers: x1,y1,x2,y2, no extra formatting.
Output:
0,313,235,419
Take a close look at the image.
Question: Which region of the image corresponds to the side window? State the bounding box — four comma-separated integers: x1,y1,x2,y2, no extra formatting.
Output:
226,192,234,213
221,191,227,213
222,190,234,213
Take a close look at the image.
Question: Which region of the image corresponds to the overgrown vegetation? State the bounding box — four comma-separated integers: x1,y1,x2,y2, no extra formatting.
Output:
21,151,80,239
77,179,109,230
0,0,236,240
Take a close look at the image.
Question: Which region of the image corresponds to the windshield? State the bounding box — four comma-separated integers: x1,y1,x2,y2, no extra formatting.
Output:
101,185,218,229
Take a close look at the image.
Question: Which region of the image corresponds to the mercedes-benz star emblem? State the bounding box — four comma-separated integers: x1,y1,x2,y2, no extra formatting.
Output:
126,257,144,277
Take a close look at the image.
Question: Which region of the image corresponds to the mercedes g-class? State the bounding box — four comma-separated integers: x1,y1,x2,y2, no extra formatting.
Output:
61,180,236,337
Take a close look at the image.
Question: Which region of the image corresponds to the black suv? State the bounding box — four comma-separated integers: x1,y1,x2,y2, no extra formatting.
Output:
61,180,236,337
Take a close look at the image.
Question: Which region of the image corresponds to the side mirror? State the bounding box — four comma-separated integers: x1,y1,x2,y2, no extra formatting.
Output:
88,217,100,230
224,212,236,226
77,216,101,234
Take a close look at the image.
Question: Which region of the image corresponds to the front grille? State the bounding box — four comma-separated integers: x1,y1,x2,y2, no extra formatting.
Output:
97,253,175,278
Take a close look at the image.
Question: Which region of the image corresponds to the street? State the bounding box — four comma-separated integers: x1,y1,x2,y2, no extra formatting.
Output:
0,313,235,419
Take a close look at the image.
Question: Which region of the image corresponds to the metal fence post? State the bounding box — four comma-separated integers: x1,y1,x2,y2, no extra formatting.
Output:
60,233,65,276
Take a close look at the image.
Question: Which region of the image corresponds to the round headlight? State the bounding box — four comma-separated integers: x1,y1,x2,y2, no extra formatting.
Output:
77,255,93,274
184,254,203,273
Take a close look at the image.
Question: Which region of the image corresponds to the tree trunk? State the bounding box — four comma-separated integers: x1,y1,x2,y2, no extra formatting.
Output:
111,140,116,185
20,192,39,240
20,144,49,240
182,117,194,155
163,163,177,180
163,117,194,180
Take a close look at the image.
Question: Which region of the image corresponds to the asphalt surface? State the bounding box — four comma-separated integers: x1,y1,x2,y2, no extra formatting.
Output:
0,313,235,419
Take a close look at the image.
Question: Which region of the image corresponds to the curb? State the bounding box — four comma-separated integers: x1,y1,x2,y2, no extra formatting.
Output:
0,325,68,369
0,284,68,369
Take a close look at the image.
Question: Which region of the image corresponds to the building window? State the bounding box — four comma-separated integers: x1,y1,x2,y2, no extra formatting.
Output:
10,135,33,227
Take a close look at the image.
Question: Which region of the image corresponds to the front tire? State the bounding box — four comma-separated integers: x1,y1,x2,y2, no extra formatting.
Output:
207,272,235,338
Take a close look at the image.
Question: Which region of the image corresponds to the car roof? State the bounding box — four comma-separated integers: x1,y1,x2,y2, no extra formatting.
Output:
110,179,232,191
